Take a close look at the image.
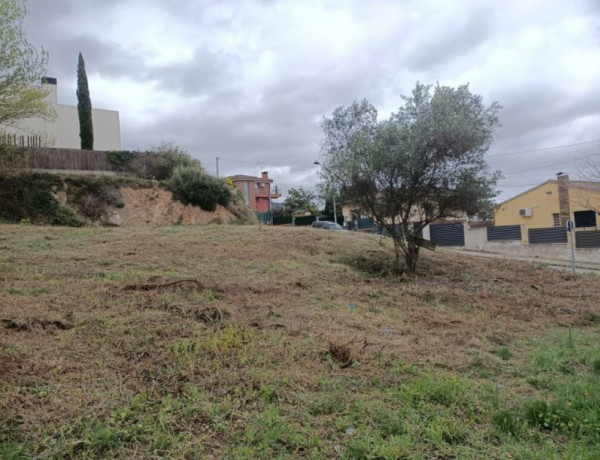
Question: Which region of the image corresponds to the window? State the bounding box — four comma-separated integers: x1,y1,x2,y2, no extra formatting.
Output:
552,213,560,227
574,210,597,228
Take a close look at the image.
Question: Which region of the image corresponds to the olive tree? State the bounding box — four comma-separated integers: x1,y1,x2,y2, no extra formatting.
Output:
320,83,501,273
0,0,52,130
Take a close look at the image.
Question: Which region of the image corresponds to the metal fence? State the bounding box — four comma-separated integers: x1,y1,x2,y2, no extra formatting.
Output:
575,230,600,248
487,225,521,241
256,212,273,225
429,223,465,246
528,227,568,244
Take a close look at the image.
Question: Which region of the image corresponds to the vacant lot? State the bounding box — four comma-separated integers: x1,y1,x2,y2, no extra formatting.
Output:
1,224,599,459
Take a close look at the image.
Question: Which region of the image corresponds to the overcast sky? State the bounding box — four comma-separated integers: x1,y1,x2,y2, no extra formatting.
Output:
24,0,600,202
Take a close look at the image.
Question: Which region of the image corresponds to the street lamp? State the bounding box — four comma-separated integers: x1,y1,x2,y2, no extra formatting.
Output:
314,161,337,224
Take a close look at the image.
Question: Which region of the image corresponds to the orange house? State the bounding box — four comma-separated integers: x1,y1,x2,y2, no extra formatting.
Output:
228,171,282,213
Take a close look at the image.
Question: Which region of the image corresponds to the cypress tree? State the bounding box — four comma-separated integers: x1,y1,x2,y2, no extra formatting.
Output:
76,52,93,150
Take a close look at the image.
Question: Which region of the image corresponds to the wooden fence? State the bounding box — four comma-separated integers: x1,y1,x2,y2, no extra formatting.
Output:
0,146,117,171
0,134,43,148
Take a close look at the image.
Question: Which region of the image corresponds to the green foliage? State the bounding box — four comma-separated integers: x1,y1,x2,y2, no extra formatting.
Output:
516,331,600,442
320,83,501,273
0,0,53,130
493,408,522,436
0,441,29,460
293,214,317,226
167,166,231,212
272,214,293,225
284,187,318,214
146,142,204,180
106,150,134,170
236,406,309,457
495,346,513,361
0,172,80,225
64,175,123,220
76,52,93,150
106,144,203,180
524,399,576,432
308,395,343,416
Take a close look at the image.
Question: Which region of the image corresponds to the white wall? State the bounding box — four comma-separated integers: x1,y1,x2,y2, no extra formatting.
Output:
2,80,121,151
55,104,121,151
461,224,600,264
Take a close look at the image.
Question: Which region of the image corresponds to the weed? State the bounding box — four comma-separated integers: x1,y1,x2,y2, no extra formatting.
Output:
593,357,600,374
403,375,468,407
424,417,468,445
308,395,343,416
495,346,513,361
493,408,521,436
0,442,29,460
237,407,309,456
524,399,575,432
173,325,256,364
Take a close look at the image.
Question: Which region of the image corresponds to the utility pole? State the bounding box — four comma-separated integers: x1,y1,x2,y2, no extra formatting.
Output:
333,187,337,224
216,157,219,178
567,219,576,274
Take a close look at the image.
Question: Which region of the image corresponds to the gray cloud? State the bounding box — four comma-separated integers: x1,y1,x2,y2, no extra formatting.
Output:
406,7,492,71
21,0,600,199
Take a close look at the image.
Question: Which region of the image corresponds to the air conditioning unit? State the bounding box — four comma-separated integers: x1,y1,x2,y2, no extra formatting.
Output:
519,208,533,217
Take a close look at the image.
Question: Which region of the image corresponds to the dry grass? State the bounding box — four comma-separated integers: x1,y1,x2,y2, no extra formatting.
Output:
1,224,599,458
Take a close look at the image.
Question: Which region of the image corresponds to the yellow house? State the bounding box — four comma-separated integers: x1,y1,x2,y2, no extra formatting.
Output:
495,175,600,230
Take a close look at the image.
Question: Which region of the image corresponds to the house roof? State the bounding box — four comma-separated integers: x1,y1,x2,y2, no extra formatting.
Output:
572,181,600,192
496,179,600,206
228,174,273,183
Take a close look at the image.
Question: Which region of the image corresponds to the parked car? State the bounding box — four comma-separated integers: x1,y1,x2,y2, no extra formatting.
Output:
311,220,343,230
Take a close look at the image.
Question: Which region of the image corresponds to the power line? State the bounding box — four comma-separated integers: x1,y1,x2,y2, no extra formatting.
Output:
214,139,600,172
488,139,600,158
504,152,600,175
217,156,318,169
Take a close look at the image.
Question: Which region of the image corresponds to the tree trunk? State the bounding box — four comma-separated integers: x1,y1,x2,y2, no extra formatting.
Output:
403,237,420,274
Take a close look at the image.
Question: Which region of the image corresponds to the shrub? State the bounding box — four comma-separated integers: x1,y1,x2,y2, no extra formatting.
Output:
64,176,123,220
146,142,204,180
0,172,81,226
167,167,231,212
106,150,135,170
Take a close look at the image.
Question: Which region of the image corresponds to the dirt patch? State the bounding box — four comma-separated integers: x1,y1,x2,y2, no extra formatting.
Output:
1,317,73,332
123,277,204,292
116,187,241,226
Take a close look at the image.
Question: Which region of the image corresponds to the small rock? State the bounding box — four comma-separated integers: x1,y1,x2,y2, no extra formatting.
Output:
106,211,123,227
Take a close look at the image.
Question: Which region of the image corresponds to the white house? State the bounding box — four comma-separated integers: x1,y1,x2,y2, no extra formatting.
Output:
2,77,121,151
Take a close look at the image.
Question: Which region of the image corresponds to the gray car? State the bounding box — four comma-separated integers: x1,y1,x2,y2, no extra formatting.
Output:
311,220,343,230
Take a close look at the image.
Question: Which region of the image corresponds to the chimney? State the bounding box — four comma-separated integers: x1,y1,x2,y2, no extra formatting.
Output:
261,171,268,180
42,77,57,85
557,173,570,226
